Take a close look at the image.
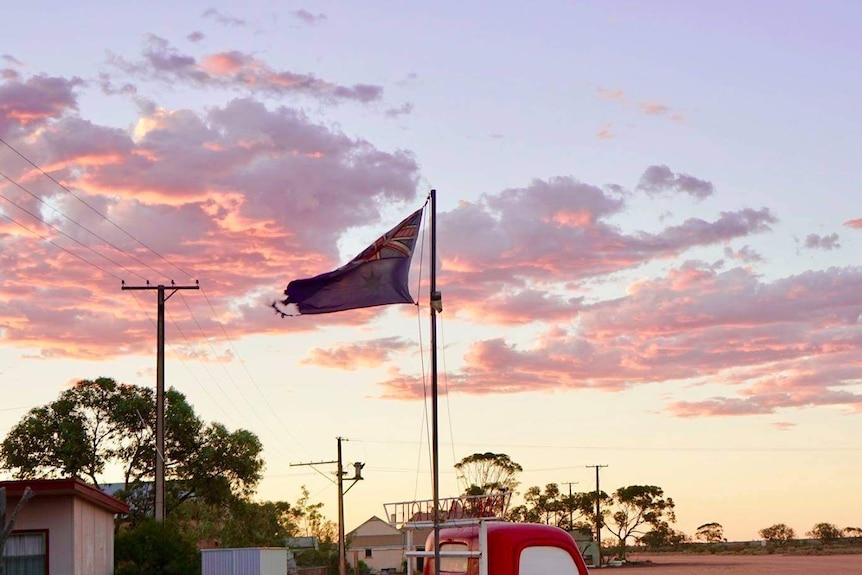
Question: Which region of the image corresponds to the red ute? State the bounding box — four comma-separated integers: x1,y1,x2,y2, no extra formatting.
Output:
424,522,591,575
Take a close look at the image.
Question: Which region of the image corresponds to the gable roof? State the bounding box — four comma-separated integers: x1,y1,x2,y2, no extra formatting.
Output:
349,515,401,536
1,478,130,515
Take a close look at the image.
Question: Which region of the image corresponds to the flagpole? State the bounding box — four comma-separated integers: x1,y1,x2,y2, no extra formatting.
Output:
429,189,441,575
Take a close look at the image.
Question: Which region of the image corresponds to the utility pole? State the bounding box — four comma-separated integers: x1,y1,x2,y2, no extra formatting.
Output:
586,465,608,567
122,280,199,522
560,481,578,529
292,437,364,575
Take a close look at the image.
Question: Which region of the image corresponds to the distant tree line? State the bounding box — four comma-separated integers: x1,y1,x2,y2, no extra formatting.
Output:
455,452,862,561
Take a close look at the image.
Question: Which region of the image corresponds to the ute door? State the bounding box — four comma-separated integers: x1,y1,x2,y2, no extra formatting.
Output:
518,546,582,575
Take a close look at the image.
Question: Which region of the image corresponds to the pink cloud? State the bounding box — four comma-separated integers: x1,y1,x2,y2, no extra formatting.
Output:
108,36,382,104
0,75,81,136
302,337,413,369
431,178,772,324
596,87,624,101
3,63,859,419
639,102,669,115
771,421,796,430
844,218,862,229
596,86,683,122
378,263,862,416
596,124,614,139
0,72,419,358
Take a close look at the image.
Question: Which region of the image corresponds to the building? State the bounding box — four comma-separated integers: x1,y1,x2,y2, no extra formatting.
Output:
1,478,129,575
347,516,432,574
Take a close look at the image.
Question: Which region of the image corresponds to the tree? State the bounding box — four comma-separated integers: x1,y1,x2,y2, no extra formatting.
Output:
171,497,297,548
638,522,688,548
807,522,842,543
695,522,725,543
293,486,337,542
844,526,862,540
605,485,676,560
0,377,264,519
454,452,522,495
507,483,593,532
759,523,795,545
114,519,200,575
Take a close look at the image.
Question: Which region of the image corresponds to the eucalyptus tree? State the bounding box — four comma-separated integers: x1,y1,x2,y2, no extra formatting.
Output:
454,452,523,495
606,485,676,559
0,377,263,518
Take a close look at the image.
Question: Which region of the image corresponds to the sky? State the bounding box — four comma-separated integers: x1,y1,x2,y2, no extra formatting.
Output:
1,0,861,543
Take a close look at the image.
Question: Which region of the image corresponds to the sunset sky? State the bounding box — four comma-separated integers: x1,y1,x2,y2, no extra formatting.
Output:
2,1,861,542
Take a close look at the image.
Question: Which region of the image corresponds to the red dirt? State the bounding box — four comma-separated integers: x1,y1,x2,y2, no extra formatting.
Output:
616,552,862,574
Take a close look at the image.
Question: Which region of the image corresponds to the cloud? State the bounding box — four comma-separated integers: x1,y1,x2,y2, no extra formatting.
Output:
292,9,327,25
108,36,383,104
844,218,862,229
385,103,414,118
302,337,413,369
202,8,246,27
639,102,670,116
431,179,773,322
187,31,205,43
724,245,764,263
0,72,419,358
596,124,614,140
0,75,82,136
4,63,859,418
596,86,684,121
637,165,715,199
804,233,840,251
596,87,624,101
378,263,862,417
771,421,796,431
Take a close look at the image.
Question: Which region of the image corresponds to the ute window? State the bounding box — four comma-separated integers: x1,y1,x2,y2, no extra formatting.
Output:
519,546,579,575
438,543,469,573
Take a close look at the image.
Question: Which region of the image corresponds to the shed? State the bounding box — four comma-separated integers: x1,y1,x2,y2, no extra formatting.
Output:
1,478,129,575
201,547,288,575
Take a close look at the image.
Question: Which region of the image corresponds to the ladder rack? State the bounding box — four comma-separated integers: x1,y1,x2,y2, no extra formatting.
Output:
384,494,510,575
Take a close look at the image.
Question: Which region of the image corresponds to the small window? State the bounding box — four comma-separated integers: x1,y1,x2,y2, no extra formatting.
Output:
365,548,373,558
2,531,47,575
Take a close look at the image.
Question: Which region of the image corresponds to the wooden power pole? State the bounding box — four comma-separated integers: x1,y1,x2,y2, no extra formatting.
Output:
122,280,199,522
291,437,363,575
586,465,608,567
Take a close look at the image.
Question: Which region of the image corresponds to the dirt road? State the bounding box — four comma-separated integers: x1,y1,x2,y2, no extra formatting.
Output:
615,552,862,574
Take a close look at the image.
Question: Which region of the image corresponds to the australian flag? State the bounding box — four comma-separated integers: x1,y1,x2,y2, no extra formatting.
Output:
276,208,424,315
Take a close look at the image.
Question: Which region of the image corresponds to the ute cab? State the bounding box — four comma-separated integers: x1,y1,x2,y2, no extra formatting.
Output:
385,494,591,575
423,522,591,575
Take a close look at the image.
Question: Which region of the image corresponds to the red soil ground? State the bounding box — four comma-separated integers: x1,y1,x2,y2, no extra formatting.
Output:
617,552,862,574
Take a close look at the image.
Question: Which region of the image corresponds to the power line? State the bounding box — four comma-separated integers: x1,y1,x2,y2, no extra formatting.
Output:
0,209,124,281
0,168,166,280
197,288,309,458
0,136,194,280
348,439,862,453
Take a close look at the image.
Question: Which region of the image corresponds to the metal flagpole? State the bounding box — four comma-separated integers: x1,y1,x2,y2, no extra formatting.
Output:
429,189,442,575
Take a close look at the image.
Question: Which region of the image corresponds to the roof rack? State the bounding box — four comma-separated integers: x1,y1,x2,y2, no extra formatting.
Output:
383,492,511,528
